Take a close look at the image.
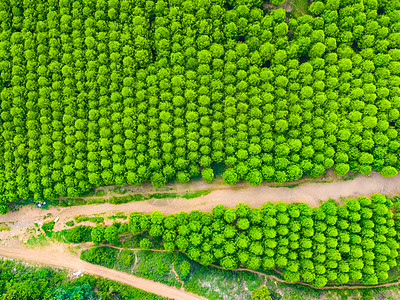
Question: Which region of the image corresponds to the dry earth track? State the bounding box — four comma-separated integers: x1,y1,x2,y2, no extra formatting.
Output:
0,245,206,300
2,171,400,239
1,172,400,298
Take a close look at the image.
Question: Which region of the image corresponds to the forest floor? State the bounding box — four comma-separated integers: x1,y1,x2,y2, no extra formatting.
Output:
1,172,400,298
262,0,309,17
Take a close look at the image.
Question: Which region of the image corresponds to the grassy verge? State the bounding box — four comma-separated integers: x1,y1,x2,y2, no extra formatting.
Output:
174,251,262,299
24,233,50,248
74,215,104,224
49,189,212,208
80,246,120,268
133,250,177,286
107,212,128,220
0,222,10,232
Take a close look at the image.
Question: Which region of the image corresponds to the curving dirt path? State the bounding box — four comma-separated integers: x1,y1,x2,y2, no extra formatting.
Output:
2,171,400,240
3,241,398,297
64,171,400,207
1,173,400,297
0,245,206,300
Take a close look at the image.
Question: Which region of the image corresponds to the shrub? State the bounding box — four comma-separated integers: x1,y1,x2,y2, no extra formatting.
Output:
380,166,398,177
105,225,119,244
65,221,74,227
80,247,118,268
201,168,214,183
42,221,55,232
91,226,105,245
63,226,93,243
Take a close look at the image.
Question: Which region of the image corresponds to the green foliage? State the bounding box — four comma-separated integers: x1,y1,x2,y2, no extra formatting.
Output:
107,213,128,220
83,247,179,287
201,168,215,183
128,194,400,287
251,286,272,300
58,199,87,207
115,231,164,250
119,223,129,234
91,225,105,246
65,221,74,227
94,190,107,197
42,221,55,232
132,251,177,286
0,259,168,300
105,225,119,244
223,169,239,185
83,247,261,300
117,250,136,271
51,284,95,300
109,195,142,205
0,222,10,232
74,215,104,224
180,261,191,279
380,166,398,177
0,0,399,210
62,226,93,243
80,247,119,268
174,252,262,299
140,238,153,249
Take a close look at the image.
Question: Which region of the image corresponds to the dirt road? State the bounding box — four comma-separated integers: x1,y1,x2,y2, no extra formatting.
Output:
1,171,399,239
1,172,400,297
62,171,400,211
2,171,400,239
0,245,205,300
3,242,399,294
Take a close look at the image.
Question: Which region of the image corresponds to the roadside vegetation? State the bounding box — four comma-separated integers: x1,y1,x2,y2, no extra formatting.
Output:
0,258,170,299
58,194,399,290
7,193,400,298
19,193,400,290
79,245,400,299
81,246,263,299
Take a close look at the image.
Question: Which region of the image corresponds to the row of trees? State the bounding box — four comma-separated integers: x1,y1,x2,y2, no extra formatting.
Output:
60,222,127,244
0,0,400,210
129,194,400,287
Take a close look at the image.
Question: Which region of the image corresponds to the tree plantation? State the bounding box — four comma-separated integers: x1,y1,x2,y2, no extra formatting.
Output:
128,194,400,287
0,0,400,211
